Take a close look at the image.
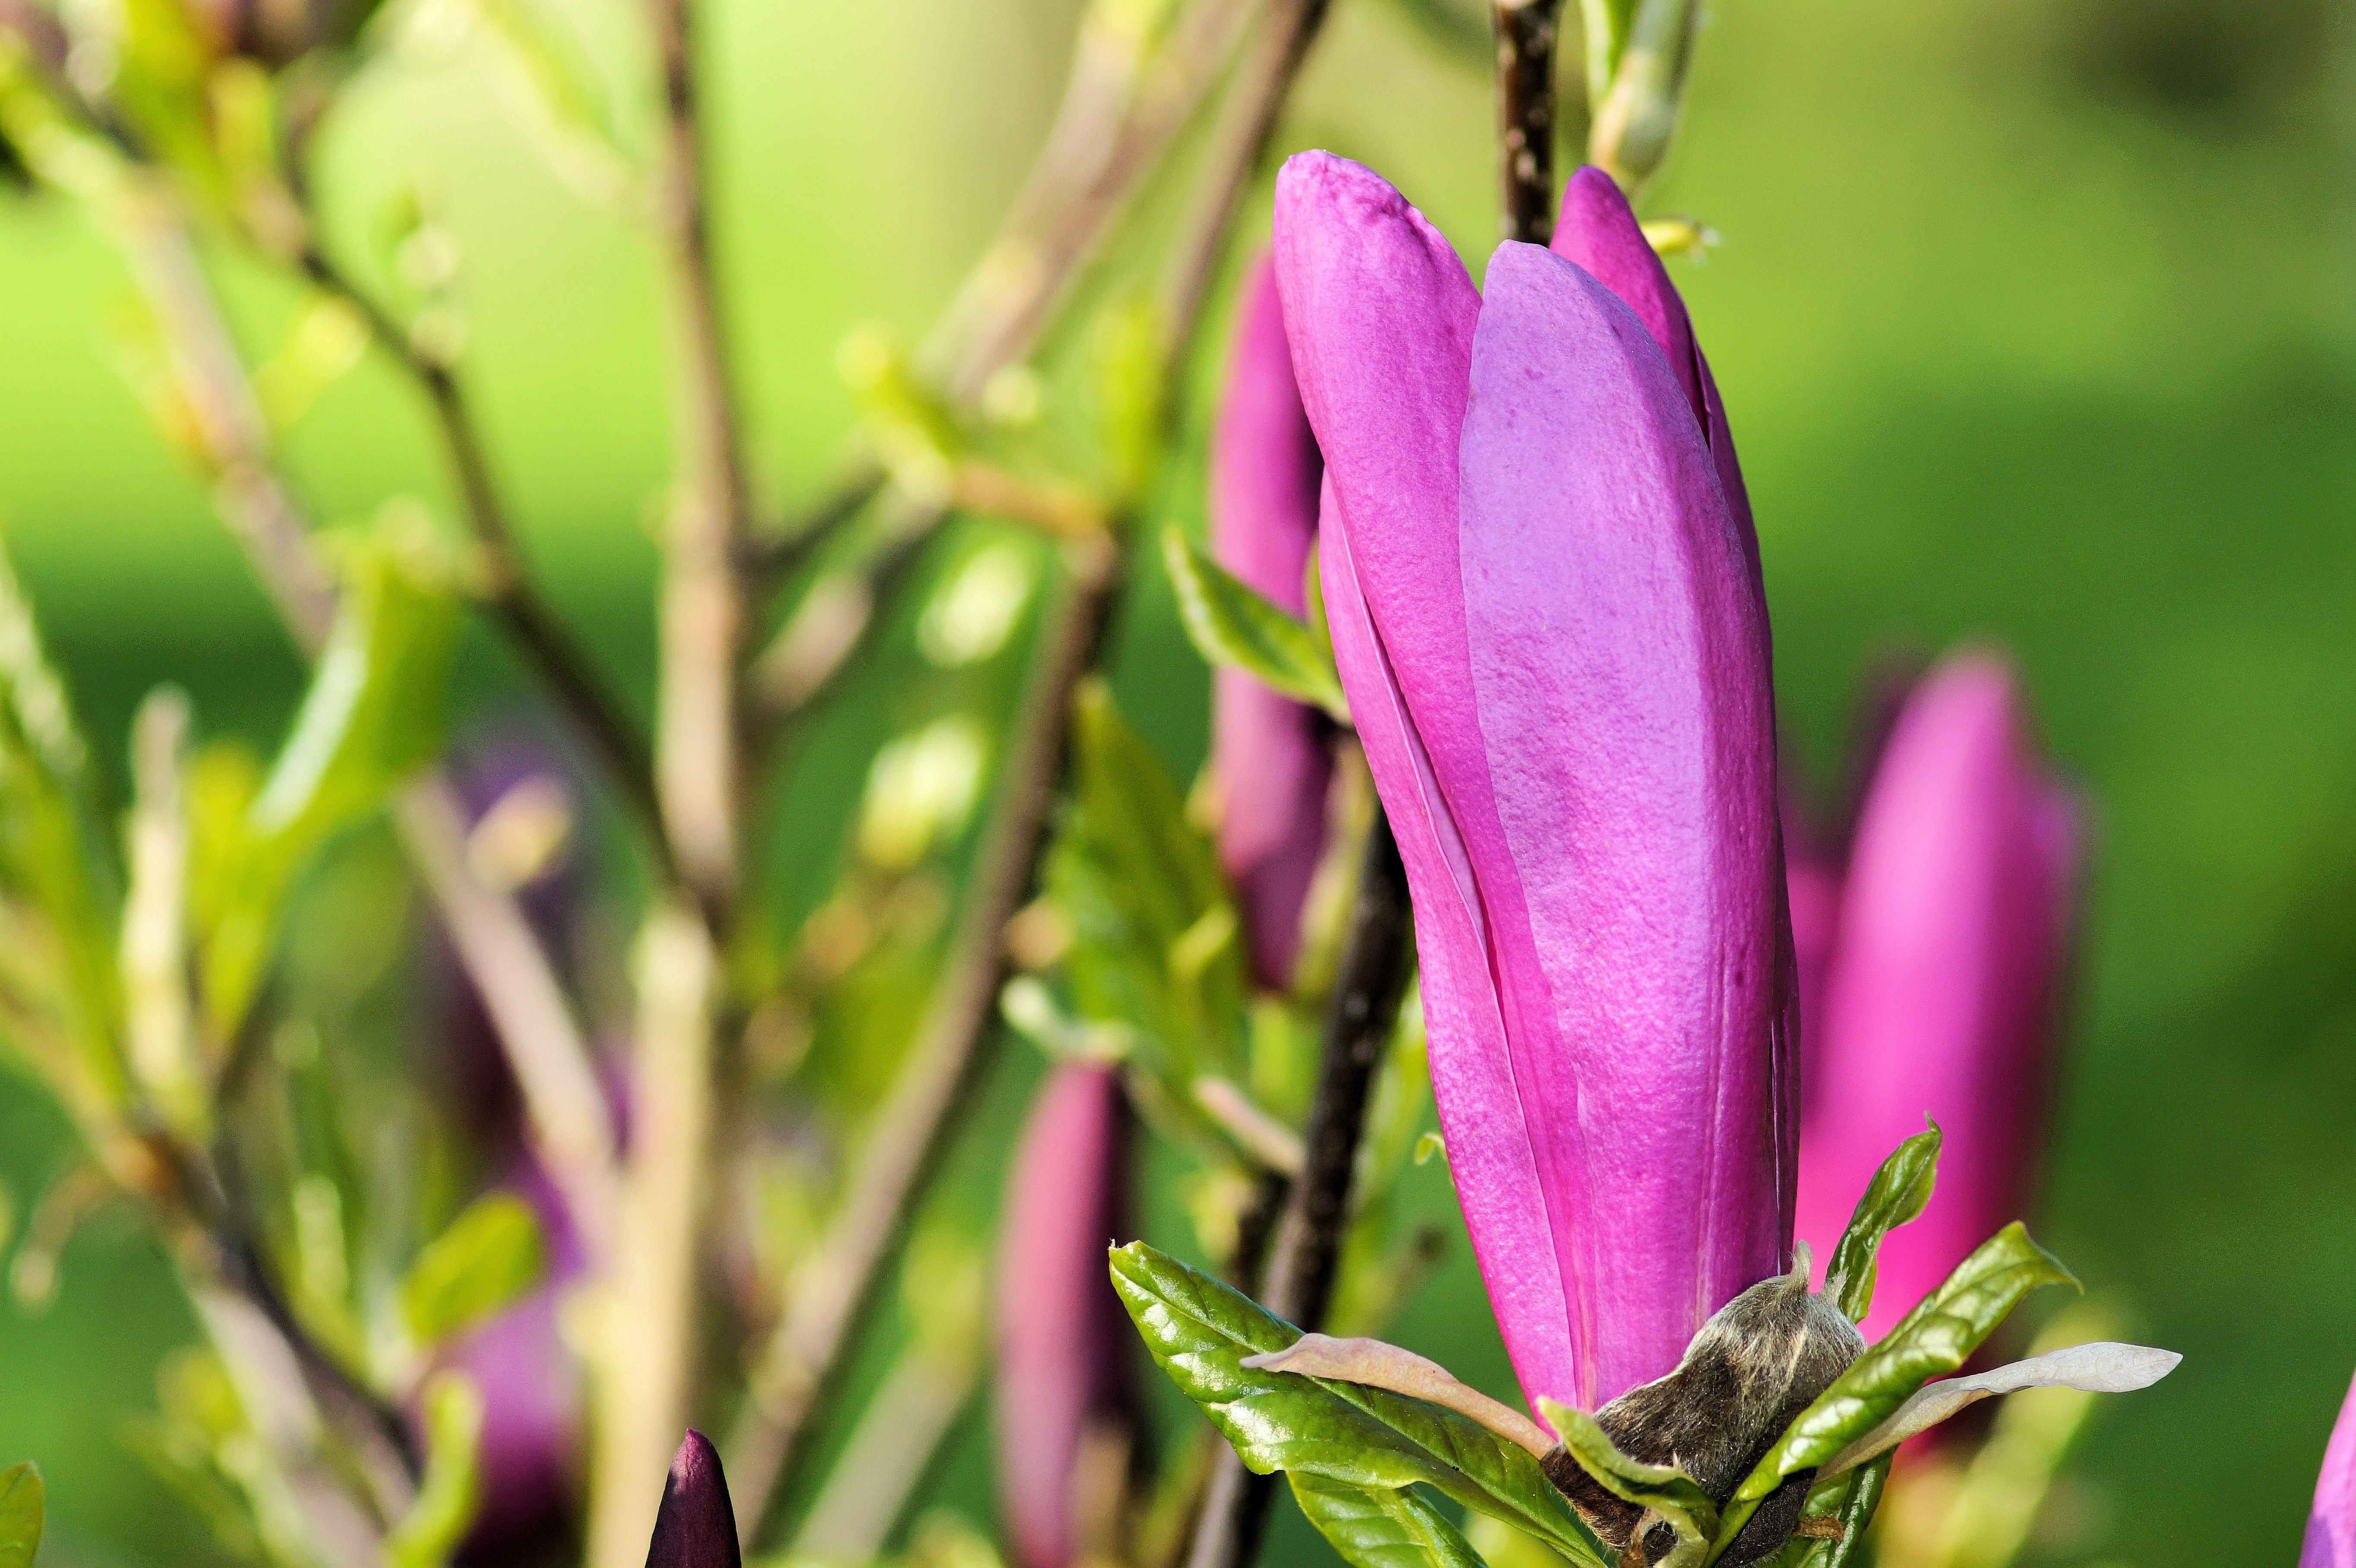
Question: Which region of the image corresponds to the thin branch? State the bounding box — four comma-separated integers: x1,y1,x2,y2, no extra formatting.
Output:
724,1,1337,1537
723,536,1124,1545
1182,818,1414,1568
645,0,757,920
786,1332,983,1560
293,244,669,877
391,781,621,1249
741,0,1267,732
110,184,621,1257
586,904,719,1568
1159,0,1335,385
1492,0,1568,243
746,460,886,588
924,0,1261,406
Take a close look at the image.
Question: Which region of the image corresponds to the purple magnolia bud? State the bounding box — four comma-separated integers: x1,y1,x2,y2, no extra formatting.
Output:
1210,255,1332,989
426,734,599,1559
444,1286,582,1555
994,1064,1135,1568
644,1431,740,1568
1274,152,1791,1413
1792,654,2080,1339
2305,1370,2356,1568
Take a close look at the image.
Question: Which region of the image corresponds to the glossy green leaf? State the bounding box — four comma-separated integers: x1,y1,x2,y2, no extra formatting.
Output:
0,1463,42,1568
400,1193,546,1347
1540,1400,1716,1568
1042,683,1249,1091
1711,1223,2075,1556
1821,1122,1941,1322
1162,528,1348,720
386,1372,483,1568
1110,1242,1608,1567
1291,1472,1486,1568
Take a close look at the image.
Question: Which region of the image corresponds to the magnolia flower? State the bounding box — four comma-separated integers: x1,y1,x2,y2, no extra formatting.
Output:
994,1064,1137,1568
2304,1371,2356,1568
644,1431,740,1568
1210,254,1332,989
1791,655,2079,1338
1276,152,1793,1416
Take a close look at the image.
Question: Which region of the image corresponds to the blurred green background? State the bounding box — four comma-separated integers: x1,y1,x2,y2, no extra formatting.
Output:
2,0,2353,1564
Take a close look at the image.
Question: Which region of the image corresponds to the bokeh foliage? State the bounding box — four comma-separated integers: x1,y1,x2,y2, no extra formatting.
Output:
0,0,2348,1564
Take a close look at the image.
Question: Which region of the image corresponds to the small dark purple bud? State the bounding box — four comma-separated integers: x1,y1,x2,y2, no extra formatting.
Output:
644,1431,740,1568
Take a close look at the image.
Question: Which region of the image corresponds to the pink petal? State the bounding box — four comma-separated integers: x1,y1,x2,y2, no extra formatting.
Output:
1277,152,1588,1414
1210,255,1332,987
1794,655,2080,1337
1454,242,1786,1405
2304,1370,2356,1568
1549,166,1703,430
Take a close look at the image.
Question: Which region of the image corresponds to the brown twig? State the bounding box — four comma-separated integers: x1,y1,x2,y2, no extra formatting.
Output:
1492,0,1568,243
741,0,1268,736
294,247,666,868
722,537,1124,1544
1159,0,1335,389
1182,819,1415,1568
644,0,757,921
586,904,719,1568
924,0,1261,406
746,461,886,588
108,182,622,1261
722,0,1337,1536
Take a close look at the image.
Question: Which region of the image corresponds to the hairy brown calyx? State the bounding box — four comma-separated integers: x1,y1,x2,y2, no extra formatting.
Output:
1540,1248,1865,1567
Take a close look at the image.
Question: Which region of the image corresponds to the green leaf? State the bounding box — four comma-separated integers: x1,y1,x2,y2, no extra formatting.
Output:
250,541,458,843
1539,1400,1717,1568
0,1462,42,1568
1110,1242,1608,1567
0,545,123,1112
400,1193,546,1347
1291,1472,1486,1568
1710,1223,2076,1556
200,535,459,1038
1821,1122,1941,1322
1093,294,1167,502
1162,528,1348,720
1042,683,1250,1091
386,1372,483,1568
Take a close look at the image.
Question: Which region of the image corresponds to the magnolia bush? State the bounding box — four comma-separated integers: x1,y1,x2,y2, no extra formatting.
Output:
0,1,2344,1567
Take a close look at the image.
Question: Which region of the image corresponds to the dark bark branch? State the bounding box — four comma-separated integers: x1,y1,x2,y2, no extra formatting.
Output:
1492,0,1569,243
1182,817,1415,1568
